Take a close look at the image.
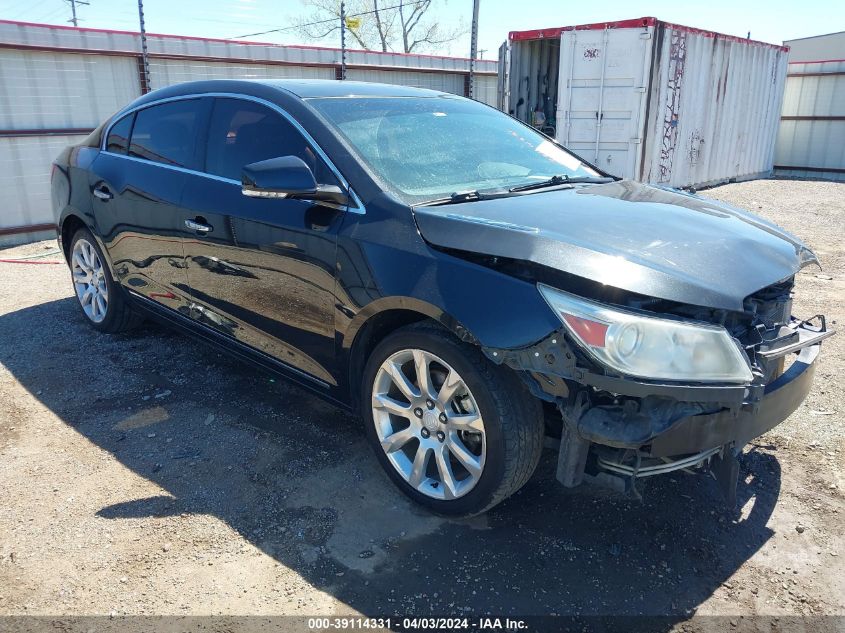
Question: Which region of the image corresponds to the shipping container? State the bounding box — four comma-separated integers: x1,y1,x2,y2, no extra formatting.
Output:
498,17,789,189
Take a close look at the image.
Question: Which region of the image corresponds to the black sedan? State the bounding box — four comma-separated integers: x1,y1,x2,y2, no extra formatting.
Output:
51,79,832,515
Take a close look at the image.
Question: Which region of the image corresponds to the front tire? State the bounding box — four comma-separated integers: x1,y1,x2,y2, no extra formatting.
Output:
362,323,544,516
68,228,141,333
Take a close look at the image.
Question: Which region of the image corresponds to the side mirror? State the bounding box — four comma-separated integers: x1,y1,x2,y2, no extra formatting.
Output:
241,155,348,206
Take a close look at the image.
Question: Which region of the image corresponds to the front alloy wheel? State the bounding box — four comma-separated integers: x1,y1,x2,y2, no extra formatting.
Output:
372,349,486,500
71,238,109,323
362,324,545,516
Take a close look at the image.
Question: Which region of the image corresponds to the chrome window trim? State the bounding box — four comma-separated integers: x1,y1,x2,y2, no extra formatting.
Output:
101,91,365,214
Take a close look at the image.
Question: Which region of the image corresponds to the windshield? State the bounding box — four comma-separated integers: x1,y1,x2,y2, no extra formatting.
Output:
307,95,601,204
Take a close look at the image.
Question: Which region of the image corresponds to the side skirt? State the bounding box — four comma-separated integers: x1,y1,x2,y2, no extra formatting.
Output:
126,290,354,414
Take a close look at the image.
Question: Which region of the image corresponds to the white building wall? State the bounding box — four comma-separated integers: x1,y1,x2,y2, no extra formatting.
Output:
774,60,845,181
784,31,845,63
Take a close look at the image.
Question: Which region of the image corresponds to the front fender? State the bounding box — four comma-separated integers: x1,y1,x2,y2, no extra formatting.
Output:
336,236,561,352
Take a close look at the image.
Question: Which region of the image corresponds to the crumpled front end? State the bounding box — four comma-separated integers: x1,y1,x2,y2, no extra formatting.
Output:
483,276,833,504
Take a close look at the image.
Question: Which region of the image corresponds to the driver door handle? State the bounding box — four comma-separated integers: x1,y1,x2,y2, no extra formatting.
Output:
93,184,113,200
185,218,213,234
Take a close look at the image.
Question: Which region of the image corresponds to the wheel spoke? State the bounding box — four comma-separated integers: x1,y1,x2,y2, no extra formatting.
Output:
386,361,420,401
437,369,464,406
72,252,88,274
82,242,94,267
447,435,483,478
373,393,413,419
435,446,459,499
448,412,484,434
413,349,435,399
380,425,416,453
96,293,107,316
89,292,99,318
408,445,432,488
80,287,94,306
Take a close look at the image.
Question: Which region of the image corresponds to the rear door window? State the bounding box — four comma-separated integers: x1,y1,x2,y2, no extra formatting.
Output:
129,99,204,169
204,98,336,185
106,113,133,154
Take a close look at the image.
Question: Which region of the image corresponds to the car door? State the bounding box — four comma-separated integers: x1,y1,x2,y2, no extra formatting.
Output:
178,96,345,387
89,98,211,314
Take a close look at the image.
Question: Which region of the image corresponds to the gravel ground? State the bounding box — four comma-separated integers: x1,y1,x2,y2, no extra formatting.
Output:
0,179,843,631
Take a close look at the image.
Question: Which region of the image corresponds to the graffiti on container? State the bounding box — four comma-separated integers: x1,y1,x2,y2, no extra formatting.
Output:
688,129,703,166
584,47,600,60
657,30,687,182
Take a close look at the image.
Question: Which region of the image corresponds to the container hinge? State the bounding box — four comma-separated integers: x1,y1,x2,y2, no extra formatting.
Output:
635,87,647,93
639,33,652,40
630,138,642,144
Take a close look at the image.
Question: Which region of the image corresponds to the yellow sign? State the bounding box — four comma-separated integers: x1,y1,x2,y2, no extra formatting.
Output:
345,17,360,29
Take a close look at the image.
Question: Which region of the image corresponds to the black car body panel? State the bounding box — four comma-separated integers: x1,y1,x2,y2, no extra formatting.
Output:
414,179,819,312
50,79,832,504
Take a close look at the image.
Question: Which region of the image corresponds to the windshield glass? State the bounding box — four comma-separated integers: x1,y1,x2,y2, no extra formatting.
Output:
307,95,600,204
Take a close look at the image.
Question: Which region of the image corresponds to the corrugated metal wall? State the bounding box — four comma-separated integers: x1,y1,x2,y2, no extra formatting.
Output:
0,50,141,129
774,60,845,181
148,59,334,89
0,135,85,236
0,20,498,242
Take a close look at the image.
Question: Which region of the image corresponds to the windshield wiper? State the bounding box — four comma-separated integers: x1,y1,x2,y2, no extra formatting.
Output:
416,190,494,207
508,175,614,193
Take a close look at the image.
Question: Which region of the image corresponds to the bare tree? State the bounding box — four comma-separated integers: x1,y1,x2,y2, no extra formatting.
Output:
293,0,465,54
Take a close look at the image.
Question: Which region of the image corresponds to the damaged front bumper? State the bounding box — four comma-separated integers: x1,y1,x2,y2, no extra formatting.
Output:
485,314,833,503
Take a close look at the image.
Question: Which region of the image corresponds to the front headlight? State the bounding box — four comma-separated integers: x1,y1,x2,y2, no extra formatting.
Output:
538,284,753,384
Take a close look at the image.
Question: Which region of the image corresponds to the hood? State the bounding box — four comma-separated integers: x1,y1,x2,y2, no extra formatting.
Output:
413,180,818,312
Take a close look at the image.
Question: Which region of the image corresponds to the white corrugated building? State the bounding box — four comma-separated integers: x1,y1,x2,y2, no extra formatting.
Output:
774,31,845,181
0,20,498,245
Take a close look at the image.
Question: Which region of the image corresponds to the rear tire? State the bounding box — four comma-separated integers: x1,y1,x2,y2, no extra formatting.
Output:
68,227,141,333
361,322,544,516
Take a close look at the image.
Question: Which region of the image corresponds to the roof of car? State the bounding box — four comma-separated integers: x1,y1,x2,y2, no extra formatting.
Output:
151,79,449,100
115,79,456,122
264,79,447,98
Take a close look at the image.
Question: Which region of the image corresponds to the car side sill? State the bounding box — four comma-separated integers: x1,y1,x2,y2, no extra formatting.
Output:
126,290,353,413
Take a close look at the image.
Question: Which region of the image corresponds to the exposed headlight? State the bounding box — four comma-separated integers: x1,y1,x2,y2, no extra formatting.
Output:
537,284,753,384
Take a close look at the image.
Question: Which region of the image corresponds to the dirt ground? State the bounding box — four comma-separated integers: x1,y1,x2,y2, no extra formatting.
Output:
0,179,843,631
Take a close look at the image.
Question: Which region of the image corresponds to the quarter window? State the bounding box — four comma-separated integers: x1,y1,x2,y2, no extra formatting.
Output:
205,98,335,184
129,100,202,169
106,114,133,154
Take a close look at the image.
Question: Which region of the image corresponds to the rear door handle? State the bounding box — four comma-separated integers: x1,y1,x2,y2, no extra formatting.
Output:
185,218,213,234
93,184,113,200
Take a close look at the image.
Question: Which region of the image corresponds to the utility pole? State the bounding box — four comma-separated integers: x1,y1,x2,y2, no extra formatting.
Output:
137,0,151,93
339,1,347,80
468,0,480,99
64,0,89,27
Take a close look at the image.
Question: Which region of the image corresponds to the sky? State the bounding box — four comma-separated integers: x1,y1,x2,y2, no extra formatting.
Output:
0,0,843,59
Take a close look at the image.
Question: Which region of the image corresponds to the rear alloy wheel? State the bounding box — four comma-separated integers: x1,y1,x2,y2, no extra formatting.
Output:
68,227,141,333
362,324,544,516
71,238,109,323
